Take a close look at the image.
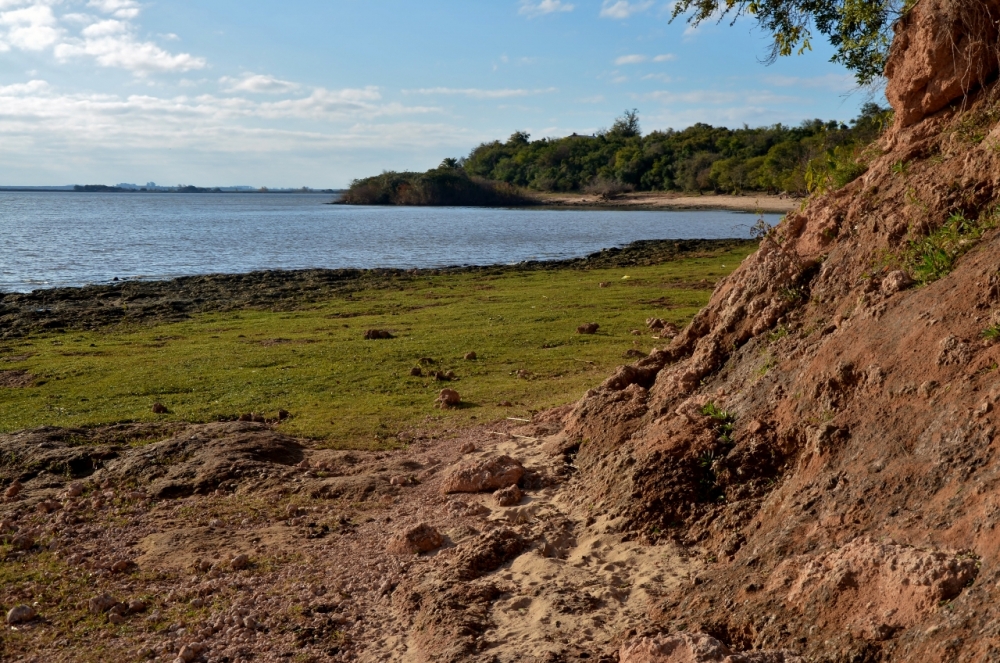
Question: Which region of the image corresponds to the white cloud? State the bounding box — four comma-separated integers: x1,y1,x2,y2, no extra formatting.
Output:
646,89,802,105
519,0,574,17
652,53,676,62
763,73,855,92
55,33,206,73
405,87,557,99
599,1,653,19
220,73,301,95
615,54,646,65
642,73,673,82
0,4,62,51
0,0,206,74
87,0,140,19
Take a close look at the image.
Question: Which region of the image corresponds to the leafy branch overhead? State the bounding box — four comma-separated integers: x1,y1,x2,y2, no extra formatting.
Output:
671,0,912,85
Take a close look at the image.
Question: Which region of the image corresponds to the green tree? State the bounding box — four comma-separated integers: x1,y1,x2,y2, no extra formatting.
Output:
670,0,910,85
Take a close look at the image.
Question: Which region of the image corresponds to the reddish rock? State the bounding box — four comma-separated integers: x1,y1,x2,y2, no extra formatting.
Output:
619,633,804,663
577,323,600,334
151,402,168,414
6,605,37,625
885,0,1000,127
363,329,393,340
387,523,443,555
441,455,524,494
436,388,461,409
493,484,523,507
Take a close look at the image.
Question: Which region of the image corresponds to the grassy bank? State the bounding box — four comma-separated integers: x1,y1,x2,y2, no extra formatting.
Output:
0,243,755,447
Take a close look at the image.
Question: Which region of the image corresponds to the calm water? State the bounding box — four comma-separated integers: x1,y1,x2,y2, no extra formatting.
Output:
0,192,776,293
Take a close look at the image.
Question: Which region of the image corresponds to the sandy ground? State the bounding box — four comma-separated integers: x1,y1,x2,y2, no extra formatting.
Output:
534,191,802,214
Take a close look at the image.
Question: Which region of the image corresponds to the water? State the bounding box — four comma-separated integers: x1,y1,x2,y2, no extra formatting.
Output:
0,192,777,293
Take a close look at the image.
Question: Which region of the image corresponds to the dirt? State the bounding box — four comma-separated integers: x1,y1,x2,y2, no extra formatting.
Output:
533,192,800,214
0,239,754,341
0,370,34,388
9,4,1000,661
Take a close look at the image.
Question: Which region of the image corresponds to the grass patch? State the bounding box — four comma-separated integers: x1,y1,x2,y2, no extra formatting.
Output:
0,246,754,448
901,209,998,285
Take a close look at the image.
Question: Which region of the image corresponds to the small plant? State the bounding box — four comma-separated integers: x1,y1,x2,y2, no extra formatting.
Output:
982,325,1000,342
891,160,910,176
902,209,999,284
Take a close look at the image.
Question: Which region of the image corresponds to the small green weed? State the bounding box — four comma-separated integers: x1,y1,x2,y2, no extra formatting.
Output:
902,209,999,285
982,325,1000,342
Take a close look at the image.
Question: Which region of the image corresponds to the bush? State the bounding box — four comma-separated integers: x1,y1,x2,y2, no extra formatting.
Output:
583,176,634,200
342,167,536,207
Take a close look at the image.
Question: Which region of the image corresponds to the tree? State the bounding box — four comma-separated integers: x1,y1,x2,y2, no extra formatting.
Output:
609,109,642,139
670,0,909,85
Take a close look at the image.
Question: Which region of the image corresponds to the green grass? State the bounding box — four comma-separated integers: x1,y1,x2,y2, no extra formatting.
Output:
0,246,754,448
903,210,998,285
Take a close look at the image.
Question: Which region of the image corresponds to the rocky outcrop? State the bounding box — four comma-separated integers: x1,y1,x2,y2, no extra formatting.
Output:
440,455,524,493
886,0,1000,127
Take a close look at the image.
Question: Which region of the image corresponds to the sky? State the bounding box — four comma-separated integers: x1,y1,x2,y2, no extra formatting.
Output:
0,0,881,188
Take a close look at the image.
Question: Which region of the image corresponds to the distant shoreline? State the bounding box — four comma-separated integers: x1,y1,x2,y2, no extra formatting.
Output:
532,191,801,214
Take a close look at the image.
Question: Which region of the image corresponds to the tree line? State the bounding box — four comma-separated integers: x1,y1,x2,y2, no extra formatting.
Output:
342,105,889,206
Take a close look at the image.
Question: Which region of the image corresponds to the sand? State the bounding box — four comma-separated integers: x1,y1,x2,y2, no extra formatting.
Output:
535,191,802,214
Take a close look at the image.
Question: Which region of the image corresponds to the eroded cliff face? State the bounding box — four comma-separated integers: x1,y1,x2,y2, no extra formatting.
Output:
554,2,1000,660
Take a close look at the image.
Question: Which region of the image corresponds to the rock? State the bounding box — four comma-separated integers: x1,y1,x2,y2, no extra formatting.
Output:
498,400,513,407
128,599,147,613
494,484,523,507
410,367,423,377
5,481,21,499
881,270,913,296
619,632,805,662
108,612,126,624
387,523,444,555
390,475,413,486
230,554,250,570
277,409,290,420
624,349,647,358
436,388,461,409
453,527,527,580
419,357,437,365
6,604,37,625
459,441,477,454
445,370,456,379
110,560,132,573
11,532,34,551
152,402,169,414
178,644,199,662
67,481,84,497
435,370,452,381
465,352,477,360
363,329,393,340
885,0,1000,127
647,317,666,330
442,455,524,494
577,323,600,334
89,593,118,614
447,499,491,518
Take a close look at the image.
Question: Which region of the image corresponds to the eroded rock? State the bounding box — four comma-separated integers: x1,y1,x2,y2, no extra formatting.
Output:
441,455,524,494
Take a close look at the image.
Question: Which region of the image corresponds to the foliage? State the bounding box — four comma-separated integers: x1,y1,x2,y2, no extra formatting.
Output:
342,162,535,206
902,209,999,284
456,106,885,197
670,0,911,86
0,245,756,446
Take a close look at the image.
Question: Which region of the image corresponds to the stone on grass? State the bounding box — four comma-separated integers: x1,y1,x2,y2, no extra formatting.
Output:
152,402,169,414
89,593,117,614
465,352,477,360
577,323,600,334
230,554,250,570
436,388,461,409
6,604,37,625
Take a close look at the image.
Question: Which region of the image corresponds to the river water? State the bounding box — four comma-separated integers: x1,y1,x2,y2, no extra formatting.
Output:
0,192,777,293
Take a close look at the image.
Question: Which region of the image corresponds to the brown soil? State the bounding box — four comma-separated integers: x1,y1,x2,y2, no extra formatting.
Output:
534,192,800,214
0,370,35,388
8,4,1000,662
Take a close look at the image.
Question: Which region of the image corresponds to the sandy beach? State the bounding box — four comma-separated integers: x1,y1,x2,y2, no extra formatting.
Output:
534,191,803,214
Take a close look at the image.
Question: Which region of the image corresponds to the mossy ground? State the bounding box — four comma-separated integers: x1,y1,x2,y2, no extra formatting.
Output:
0,245,754,449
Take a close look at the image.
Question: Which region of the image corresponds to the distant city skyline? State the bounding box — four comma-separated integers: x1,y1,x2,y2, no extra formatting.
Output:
0,1,877,188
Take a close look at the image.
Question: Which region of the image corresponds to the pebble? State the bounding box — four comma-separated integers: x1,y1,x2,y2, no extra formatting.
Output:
67,482,84,497
464,352,477,360
230,554,250,570
4,481,22,499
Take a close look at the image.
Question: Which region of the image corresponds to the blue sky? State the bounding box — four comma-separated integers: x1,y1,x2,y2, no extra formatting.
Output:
0,0,879,187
